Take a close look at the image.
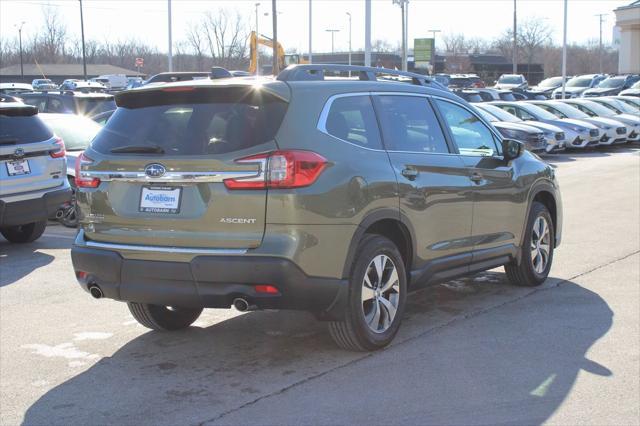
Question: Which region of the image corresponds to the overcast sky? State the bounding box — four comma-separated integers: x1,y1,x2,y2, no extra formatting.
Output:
0,0,629,55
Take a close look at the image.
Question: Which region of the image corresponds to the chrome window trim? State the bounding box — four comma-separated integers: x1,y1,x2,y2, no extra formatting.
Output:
316,90,504,157
77,231,248,255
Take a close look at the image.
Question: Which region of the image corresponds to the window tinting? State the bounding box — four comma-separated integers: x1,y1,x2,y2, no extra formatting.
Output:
435,99,498,157
92,87,288,156
376,96,449,153
325,96,382,149
0,115,53,145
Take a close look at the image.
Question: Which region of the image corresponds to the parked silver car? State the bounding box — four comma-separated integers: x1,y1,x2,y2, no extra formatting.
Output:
528,100,629,146
561,99,640,143
0,101,71,242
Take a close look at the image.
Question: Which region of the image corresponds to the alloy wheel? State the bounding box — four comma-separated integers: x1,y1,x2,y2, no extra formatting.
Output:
361,254,400,333
530,216,551,274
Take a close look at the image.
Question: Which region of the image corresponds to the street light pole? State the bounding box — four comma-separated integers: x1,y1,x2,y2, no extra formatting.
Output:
393,0,409,72
365,0,371,66
346,12,352,67
16,22,25,81
272,0,278,75
561,0,568,99
167,0,173,72
596,14,606,74
255,2,260,75
326,29,339,54
79,0,87,80
308,0,313,64
513,0,517,74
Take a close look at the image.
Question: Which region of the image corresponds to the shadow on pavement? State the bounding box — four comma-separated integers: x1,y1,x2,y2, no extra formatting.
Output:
22,275,613,426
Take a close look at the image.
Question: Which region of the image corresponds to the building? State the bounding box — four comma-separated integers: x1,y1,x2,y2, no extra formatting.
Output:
614,1,640,74
0,64,142,84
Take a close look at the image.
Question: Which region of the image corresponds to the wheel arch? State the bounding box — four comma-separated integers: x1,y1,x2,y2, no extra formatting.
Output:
523,181,559,249
341,210,415,282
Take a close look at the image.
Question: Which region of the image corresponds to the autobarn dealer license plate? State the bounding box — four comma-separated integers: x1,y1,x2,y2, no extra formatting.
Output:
139,186,182,214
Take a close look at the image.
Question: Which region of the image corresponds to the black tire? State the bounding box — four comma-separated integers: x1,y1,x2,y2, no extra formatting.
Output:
0,220,47,243
505,202,554,287
328,234,407,351
127,302,203,331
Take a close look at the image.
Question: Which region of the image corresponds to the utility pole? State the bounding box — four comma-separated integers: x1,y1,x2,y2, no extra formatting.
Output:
255,3,261,75
561,0,568,99
272,0,278,75
428,29,440,71
167,0,173,72
365,0,371,66
326,29,339,54
513,0,517,74
596,14,606,74
16,22,25,81
79,0,87,80
346,12,352,67
308,0,313,64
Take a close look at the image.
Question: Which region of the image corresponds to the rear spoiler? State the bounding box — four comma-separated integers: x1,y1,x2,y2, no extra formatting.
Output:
0,104,38,117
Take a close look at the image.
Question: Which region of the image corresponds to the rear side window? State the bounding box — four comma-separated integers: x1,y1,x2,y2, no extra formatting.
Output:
21,95,47,112
375,95,449,153
0,114,53,145
92,87,287,156
324,96,382,149
74,98,116,116
435,99,499,157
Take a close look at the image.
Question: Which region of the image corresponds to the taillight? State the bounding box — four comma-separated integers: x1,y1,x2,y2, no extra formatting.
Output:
50,137,66,158
224,150,327,190
75,153,100,188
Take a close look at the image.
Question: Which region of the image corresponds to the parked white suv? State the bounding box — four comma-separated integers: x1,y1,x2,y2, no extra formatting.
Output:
0,100,71,243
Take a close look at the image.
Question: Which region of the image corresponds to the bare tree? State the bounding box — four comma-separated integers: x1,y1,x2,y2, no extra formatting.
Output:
442,33,467,55
38,6,68,63
185,21,206,71
518,18,553,78
202,9,248,69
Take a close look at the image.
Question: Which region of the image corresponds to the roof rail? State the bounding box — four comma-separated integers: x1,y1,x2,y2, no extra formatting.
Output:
277,64,443,89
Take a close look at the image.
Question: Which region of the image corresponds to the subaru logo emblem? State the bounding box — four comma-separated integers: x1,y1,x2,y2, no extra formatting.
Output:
144,163,166,178
13,148,25,159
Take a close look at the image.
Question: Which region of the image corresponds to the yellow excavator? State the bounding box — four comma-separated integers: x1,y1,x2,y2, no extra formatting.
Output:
248,31,306,74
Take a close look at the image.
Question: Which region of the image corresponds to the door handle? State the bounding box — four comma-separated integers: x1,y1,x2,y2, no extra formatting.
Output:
401,168,419,180
470,172,483,183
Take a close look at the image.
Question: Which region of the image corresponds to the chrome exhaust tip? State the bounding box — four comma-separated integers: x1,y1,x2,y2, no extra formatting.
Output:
88,284,103,299
233,298,256,312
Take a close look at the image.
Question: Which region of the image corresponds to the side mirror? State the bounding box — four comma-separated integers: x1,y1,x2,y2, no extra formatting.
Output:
502,138,524,161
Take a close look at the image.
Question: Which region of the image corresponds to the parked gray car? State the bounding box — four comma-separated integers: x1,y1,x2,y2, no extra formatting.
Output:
0,101,71,243
71,65,563,351
552,74,606,99
475,103,566,153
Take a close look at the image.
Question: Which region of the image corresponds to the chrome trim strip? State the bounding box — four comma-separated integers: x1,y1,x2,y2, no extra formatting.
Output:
79,170,260,183
83,239,248,255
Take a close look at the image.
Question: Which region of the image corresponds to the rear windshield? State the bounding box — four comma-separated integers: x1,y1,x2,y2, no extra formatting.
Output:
92,87,288,156
75,98,117,116
0,114,53,145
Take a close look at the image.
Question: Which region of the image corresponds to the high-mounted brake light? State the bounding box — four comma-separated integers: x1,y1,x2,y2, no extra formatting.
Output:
50,137,66,158
223,150,327,190
75,153,100,188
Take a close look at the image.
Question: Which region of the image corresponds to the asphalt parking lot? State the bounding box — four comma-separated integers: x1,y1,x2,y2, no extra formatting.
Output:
1,146,639,426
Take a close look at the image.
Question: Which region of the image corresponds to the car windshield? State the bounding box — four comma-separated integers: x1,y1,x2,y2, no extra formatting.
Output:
597,77,625,89
519,103,558,120
566,77,592,88
473,107,497,122
477,104,521,122
630,81,640,89
498,76,522,84
538,77,563,87
40,115,102,151
545,102,590,119
74,98,117,116
572,101,616,117
596,99,637,114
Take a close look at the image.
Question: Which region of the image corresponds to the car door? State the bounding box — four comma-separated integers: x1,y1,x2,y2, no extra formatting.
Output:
373,94,474,277
433,98,523,263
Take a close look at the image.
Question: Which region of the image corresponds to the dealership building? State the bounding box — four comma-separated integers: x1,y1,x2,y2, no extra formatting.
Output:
615,0,640,74
0,64,141,84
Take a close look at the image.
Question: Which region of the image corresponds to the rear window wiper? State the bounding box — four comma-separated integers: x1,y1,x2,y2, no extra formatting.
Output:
110,144,165,154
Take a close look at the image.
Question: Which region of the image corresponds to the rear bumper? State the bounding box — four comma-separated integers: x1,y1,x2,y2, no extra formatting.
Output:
0,187,71,226
71,241,348,320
